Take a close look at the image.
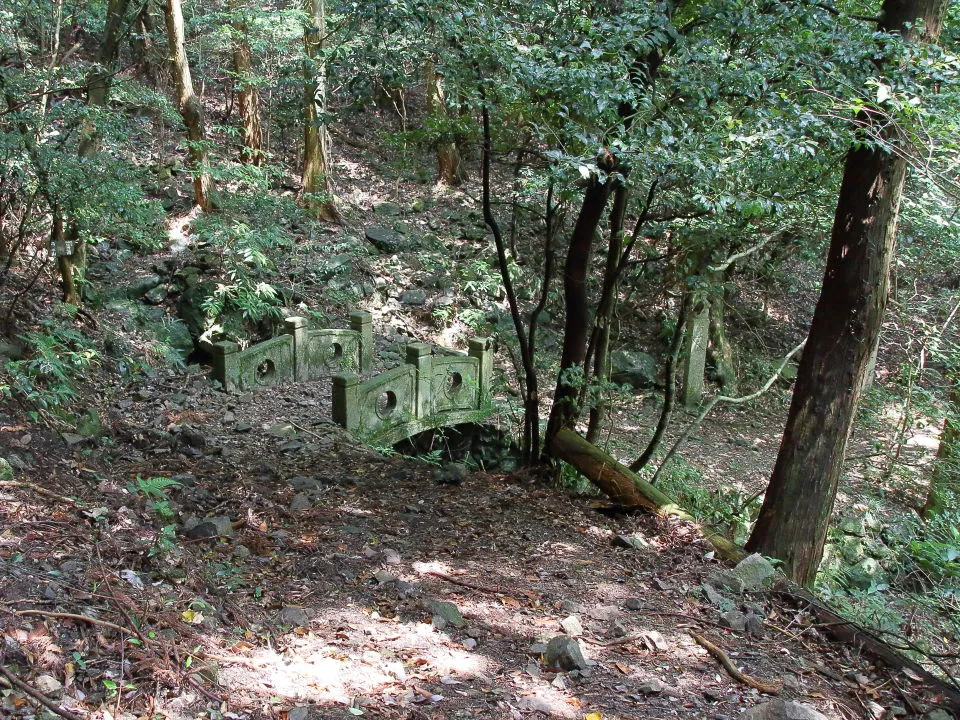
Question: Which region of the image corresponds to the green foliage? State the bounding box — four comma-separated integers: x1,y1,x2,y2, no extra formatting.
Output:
2,314,100,421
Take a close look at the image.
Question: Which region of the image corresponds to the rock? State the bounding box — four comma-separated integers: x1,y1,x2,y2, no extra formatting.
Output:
400,288,427,306
463,637,478,650
924,711,954,720
233,545,251,559
266,422,297,438
144,286,168,305
612,534,649,550
287,707,311,720
179,427,206,449
610,349,659,390
382,548,402,565
428,600,466,628
276,606,310,627
742,700,829,720
62,433,87,446
372,202,402,217
374,570,397,585
433,462,469,485
624,597,643,611
713,553,776,593
34,674,63,697
720,610,747,633
745,612,764,637
635,678,665,695
543,635,588,671
560,599,581,613
127,274,163,299
839,516,867,537
846,557,885,590
365,226,405,254
184,516,234,540
289,493,312,513
0,457,12,481
560,615,583,637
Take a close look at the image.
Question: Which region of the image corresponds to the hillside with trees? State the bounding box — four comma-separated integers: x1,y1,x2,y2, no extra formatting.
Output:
1,0,959,718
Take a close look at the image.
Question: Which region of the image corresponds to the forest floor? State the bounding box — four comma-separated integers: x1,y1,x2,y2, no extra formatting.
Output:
0,354,956,720
1,108,958,720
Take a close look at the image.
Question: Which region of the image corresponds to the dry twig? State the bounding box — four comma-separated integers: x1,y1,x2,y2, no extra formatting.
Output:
0,661,85,720
692,633,782,694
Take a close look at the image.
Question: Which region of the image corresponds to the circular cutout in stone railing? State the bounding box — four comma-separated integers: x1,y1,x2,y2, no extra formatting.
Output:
376,390,398,418
256,359,276,384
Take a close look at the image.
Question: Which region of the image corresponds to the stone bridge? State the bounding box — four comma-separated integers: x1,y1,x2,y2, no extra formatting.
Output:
209,312,494,445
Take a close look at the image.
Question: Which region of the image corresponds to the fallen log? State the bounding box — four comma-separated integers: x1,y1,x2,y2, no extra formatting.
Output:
549,427,745,561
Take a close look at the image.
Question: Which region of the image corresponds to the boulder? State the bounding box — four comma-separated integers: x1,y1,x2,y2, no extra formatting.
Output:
544,636,589,671
365,226,406,254
610,349,659,389
742,700,829,720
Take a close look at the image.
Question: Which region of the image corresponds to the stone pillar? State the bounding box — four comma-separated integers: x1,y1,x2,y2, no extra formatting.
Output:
332,373,361,430
682,299,710,410
350,311,373,371
469,337,494,408
285,316,310,382
406,343,433,419
211,341,241,392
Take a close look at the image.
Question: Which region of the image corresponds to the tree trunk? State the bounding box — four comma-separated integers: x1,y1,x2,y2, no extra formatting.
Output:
163,0,212,211
301,0,340,222
62,0,130,300
586,178,628,443
924,381,959,518
424,59,466,186
133,1,162,87
745,0,947,587
708,276,738,395
544,156,616,450
230,1,263,165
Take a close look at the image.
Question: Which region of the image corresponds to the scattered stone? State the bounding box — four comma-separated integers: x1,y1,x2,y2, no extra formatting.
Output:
781,674,801,692
400,288,427,306
560,599,581,613
233,545,251,559
374,570,397,585
433,462,469,485
34,674,63,697
560,615,583,637
846,557,885,590
463,637,478,650
635,678,665,695
365,226,405,254
923,710,953,720
289,493,312,513
610,349,659,389
543,635,588,671
235,422,252,433
395,581,418,599
839,516,867,537
179,427,206,449
276,605,310,627
528,642,548,655
382,547,402,565
287,707,311,720
144,285,168,305
266,422,297,438
427,600,466,628
610,620,628,637
372,202,402,217
289,476,323,492
127,274,163,299
712,553,776,594
611,534,649,550
720,610,747,633
745,611,764,637
222,411,236,423
184,516,234,540
624,597,643,611
62,433,87,446
742,699,829,720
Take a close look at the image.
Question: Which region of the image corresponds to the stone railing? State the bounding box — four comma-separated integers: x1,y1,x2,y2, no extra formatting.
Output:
211,312,373,392
332,338,494,445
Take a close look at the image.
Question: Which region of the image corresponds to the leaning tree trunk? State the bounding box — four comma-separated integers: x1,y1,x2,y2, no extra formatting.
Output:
707,274,738,395
164,0,212,210
424,58,466,186
544,153,617,450
746,0,947,587
133,1,162,86
300,0,340,222
230,1,263,165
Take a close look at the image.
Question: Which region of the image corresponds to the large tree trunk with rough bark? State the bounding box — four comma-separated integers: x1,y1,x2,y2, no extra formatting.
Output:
133,2,162,86
746,0,947,587
164,0,212,211
300,0,340,222
230,1,262,165
424,59,466,186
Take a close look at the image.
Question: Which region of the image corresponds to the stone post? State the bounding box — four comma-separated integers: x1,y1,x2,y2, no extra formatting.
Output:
285,316,310,382
332,373,361,431
350,311,373,371
682,299,710,410
406,343,433,420
469,337,494,408
211,341,241,392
